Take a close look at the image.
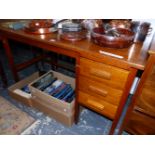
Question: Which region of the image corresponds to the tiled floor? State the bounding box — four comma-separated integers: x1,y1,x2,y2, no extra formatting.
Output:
0,42,129,135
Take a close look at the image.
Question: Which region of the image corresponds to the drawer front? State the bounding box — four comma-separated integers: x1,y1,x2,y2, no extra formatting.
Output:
79,76,123,106
125,110,155,135
30,88,75,115
32,97,74,127
78,91,117,119
79,58,129,90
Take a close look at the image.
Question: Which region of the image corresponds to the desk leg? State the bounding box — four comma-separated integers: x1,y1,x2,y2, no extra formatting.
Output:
0,60,7,87
109,68,137,135
2,38,19,82
74,58,80,124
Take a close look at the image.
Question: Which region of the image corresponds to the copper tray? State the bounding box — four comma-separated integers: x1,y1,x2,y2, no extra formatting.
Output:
24,27,57,34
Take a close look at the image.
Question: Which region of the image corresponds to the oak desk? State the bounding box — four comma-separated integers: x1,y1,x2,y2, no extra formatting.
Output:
0,22,153,134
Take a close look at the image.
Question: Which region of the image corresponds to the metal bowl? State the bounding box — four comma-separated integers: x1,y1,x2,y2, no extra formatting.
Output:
109,20,131,29
60,30,87,41
91,27,135,48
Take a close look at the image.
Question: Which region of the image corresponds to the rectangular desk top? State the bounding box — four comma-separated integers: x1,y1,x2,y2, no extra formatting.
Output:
0,22,154,70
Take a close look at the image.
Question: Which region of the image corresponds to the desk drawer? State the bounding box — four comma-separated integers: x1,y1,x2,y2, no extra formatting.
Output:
79,76,123,106
78,91,117,119
79,58,129,90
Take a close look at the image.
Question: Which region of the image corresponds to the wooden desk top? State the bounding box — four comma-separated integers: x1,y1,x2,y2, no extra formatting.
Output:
0,22,154,70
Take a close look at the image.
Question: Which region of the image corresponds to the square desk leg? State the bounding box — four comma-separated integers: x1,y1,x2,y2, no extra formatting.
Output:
2,38,19,81
0,60,7,87
109,68,137,134
2,38,47,82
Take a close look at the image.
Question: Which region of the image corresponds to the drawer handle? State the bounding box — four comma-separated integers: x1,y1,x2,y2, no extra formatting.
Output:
87,99,105,110
90,68,111,80
88,85,108,97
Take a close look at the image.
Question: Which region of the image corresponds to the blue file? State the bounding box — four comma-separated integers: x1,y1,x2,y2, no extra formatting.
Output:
50,82,66,96
58,86,73,99
62,89,74,102
53,84,71,99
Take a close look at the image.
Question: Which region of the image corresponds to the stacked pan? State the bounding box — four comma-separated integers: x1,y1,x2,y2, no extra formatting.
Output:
60,23,87,41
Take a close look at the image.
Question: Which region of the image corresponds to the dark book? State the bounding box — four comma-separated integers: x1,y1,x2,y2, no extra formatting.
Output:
33,73,55,91
21,85,31,94
39,77,57,91
53,84,71,99
58,86,73,100
44,80,63,94
66,94,75,103
50,82,66,96
62,89,74,102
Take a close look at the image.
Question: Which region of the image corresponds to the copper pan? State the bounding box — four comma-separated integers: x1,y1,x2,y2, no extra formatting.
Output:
24,19,67,34
24,27,57,34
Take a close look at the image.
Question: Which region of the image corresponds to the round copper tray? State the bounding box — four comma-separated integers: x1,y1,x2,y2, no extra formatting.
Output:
24,27,57,34
60,30,87,41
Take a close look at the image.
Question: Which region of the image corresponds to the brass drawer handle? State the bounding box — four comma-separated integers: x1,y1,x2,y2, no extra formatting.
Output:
88,85,108,97
87,99,105,110
90,68,111,80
